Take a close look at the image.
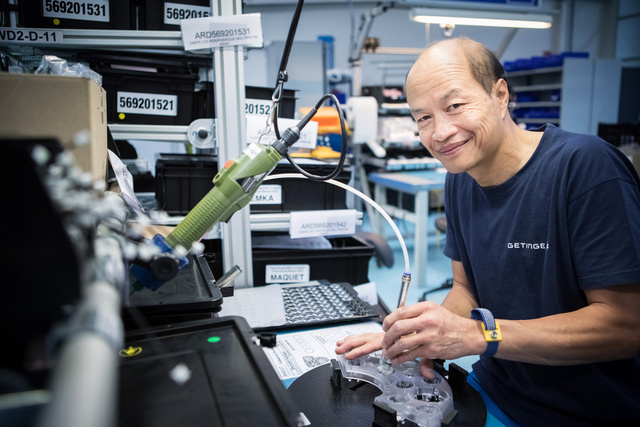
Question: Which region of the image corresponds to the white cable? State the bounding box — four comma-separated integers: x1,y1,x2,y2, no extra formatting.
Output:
264,173,411,275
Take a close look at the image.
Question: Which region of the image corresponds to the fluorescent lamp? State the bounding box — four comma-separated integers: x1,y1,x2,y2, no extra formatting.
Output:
410,8,552,29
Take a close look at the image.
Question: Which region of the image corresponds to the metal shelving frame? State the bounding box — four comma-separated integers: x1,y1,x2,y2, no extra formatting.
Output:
0,0,256,287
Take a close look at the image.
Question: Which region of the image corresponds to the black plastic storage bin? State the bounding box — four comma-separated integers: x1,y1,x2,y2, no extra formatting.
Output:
99,67,199,125
246,86,297,119
251,235,375,287
194,82,298,120
81,52,207,125
249,160,351,213
18,0,135,29
155,153,217,215
138,0,211,30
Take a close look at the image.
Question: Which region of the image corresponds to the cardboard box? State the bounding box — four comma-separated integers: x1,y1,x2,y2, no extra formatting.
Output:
0,73,108,182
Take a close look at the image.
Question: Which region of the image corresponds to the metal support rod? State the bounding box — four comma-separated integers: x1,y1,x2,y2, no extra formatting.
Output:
212,0,254,288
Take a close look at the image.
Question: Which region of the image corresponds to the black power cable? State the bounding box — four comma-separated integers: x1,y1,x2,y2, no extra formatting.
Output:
283,94,348,181
270,0,349,182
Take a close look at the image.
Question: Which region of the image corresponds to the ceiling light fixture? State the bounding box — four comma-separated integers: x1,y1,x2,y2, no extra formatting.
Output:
410,8,552,29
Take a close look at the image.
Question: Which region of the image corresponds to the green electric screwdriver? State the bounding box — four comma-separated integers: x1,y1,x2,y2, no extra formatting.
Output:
130,109,317,291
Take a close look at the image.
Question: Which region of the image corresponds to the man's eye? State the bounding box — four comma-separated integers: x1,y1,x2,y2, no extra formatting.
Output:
449,103,462,111
417,115,431,123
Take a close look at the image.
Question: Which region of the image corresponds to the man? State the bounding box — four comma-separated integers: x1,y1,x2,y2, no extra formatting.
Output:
336,38,640,426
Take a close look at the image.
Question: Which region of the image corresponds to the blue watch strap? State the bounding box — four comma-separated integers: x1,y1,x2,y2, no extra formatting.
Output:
470,308,500,357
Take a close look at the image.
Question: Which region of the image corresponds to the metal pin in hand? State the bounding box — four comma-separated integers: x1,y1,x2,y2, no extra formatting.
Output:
378,272,412,376
378,356,394,375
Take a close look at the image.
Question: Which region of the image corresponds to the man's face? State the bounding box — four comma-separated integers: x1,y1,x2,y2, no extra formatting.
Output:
406,48,506,178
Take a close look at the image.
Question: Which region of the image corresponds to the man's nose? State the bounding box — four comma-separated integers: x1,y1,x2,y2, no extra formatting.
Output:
432,117,456,143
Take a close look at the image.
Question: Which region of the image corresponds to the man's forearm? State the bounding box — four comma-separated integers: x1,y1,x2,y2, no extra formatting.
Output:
441,282,478,317
488,284,640,365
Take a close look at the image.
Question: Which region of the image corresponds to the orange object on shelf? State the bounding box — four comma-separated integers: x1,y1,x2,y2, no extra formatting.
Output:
300,106,350,135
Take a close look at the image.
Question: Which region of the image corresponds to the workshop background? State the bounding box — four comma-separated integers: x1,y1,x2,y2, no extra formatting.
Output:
1,1,639,426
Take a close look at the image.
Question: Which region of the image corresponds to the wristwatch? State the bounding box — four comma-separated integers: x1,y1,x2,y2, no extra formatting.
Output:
470,308,502,357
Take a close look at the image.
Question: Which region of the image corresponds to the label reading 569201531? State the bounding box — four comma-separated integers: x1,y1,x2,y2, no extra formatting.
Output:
42,0,110,22
117,92,178,117
164,2,211,26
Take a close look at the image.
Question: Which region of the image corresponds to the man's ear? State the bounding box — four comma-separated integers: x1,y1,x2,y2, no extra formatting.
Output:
493,78,510,118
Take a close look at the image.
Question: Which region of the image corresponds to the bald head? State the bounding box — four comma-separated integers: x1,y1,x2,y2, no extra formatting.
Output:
407,37,508,98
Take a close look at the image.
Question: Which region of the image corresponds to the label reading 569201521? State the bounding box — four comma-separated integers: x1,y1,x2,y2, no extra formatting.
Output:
42,0,110,22
164,2,211,26
117,92,178,117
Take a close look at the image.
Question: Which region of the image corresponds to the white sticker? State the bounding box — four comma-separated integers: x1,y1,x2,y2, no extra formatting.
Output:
251,184,282,205
289,210,357,239
42,0,110,22
265,264,310,284
164,2,211,26
242,143,262,160
107,149,145,217
0,28,63,44
246,115,318,150
180,13,263,51
116,91,178,116
245,98,272,117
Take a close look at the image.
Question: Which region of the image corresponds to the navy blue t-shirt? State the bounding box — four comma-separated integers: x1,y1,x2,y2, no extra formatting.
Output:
443,124,640,426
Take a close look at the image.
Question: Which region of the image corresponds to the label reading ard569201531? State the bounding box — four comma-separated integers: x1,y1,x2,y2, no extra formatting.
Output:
180,13,262,51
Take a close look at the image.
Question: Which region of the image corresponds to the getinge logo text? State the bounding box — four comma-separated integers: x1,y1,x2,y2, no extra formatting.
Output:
507,242,550,250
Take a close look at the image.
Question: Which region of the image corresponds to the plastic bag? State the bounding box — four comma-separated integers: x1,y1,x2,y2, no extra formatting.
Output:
35,55,102,86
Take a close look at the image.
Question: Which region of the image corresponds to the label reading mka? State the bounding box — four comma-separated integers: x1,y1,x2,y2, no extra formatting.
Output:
251,184,282,205
117,92,178,116
42,0,110,22
265,265,310,284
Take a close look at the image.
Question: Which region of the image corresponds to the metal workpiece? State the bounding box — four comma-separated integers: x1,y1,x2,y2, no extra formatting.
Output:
378,271,412,375
337,353,455,427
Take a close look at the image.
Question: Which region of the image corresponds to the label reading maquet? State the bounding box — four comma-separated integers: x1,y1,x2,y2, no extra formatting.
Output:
42,0,110,22
265,265,310,284
117,92,178,116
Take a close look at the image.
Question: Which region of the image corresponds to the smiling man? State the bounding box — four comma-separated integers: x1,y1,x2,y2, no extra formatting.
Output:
336,38,640,426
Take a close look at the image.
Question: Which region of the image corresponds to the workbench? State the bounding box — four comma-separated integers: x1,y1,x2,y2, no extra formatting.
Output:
368,169,448,289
